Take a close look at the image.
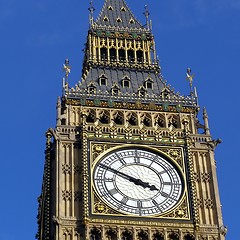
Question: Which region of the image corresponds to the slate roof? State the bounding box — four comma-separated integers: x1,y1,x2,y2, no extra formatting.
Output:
66,65,196,106
94,0,145,30
80,66,164,96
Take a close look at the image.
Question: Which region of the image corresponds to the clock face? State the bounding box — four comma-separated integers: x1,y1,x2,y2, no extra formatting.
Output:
93,148,183,216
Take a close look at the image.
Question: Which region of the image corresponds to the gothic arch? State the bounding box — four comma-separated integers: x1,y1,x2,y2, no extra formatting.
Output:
141,113,152,127
168,232,179,240
184,234,195,240
155,114,166,128
113,111,124,125
106,229,117,240
90,228,101,240
153,231,164,240
127,49,135,62
100,47,108,60
86,109,96,123
136,50,144,62
110,47,117,61
121,229,132,240
137,229,148,240
127,112,138,126
99,110,110,124
119,48,126,61
168,115,180,128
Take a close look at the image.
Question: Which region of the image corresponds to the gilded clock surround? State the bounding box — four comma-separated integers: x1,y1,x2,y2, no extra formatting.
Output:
90,143,190,220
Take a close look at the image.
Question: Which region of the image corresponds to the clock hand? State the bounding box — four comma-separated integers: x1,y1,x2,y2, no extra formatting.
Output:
98,163,159,191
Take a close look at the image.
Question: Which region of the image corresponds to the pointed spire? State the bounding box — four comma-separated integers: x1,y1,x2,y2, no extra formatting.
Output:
143,5,150,30
62,58,71,96
56,97,61,126
186,68,194,95
88,0,95,26
203,107,210,135
94,0,145,30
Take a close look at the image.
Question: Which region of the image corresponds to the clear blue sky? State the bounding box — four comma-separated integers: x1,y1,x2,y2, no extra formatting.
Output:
0,0,239,239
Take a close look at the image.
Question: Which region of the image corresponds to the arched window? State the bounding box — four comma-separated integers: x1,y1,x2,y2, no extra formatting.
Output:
128,113,138,126
153,232,164,240
145,52,149,63
122,76,130,88
110,48,117,61
106,229,117,240
144,78,153,89
169,232,179,240
90,228,101,240
142,114,151,127
137,230,148,240
127,50,134,62
168,115,180,128
99,75,107,86
136,50,143,62
99,111,110,124
155,114,165,128
119,49,126,61
113,111,124,125
86,110,96,123
129,18,135,24
103,16,109,22
116,17,122,23
100,47,108,60
121,229,132,240
184,234,195,240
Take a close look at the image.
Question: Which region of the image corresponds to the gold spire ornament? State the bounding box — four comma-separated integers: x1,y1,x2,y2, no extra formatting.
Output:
186,67,194,93
62,58,71,95
63,58,71,78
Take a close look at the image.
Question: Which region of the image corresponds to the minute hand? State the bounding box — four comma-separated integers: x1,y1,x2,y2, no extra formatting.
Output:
99,163,159,191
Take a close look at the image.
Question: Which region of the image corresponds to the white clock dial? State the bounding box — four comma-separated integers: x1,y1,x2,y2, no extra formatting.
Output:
93,148,183,216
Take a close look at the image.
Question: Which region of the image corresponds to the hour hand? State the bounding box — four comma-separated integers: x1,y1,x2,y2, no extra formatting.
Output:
131,178,159,191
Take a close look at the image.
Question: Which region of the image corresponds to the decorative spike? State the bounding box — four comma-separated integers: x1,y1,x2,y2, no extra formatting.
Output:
203,107,210,135
186,67,194,94
56,97,61,126
88,0,95,26
143,5,150,30
62,58,71,96
194,87,199,106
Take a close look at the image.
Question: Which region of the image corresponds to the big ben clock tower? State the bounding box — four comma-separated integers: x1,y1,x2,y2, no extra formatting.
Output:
36,0,227,239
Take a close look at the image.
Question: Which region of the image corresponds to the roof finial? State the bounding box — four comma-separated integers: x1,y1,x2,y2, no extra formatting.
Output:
203,107,210,135
186,67,194,95
62,58,71,95
88,0,95,26
143,5,150,30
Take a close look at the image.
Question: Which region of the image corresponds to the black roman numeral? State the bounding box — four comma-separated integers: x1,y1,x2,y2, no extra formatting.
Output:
109,188,118,195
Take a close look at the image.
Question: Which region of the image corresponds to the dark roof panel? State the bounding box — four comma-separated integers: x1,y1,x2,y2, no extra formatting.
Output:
95,0,144,29
79,66,165,97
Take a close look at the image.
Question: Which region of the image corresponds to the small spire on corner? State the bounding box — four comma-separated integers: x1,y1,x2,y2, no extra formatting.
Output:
88,0,95,26
203,107,210,135
143,5,150,30
62,58,71,96
186,67,194,95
